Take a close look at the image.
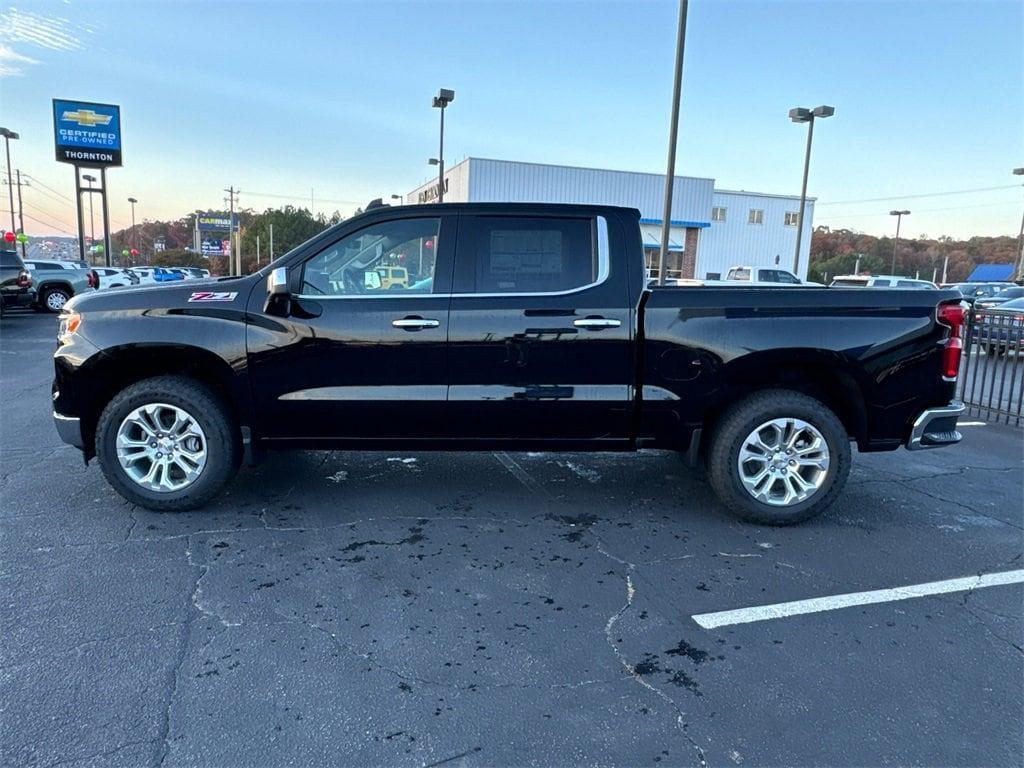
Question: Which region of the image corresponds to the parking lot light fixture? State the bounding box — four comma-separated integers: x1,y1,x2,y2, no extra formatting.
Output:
1014,168,1024,279
789,105,834,277
128,197,138,257
0,127,19,234
889,210,910,274
431,89,454,203
391,194,403,205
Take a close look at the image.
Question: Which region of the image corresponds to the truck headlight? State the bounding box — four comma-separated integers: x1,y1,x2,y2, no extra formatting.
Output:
58,312,82,342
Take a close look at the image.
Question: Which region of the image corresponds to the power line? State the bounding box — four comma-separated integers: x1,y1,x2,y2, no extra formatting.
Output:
818,199,1020,220
23,174,75,202
816,184,1021,206
1,208,75,236
244,189,361,206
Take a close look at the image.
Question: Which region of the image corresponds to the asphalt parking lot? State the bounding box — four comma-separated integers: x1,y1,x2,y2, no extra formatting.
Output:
2,310,1022,768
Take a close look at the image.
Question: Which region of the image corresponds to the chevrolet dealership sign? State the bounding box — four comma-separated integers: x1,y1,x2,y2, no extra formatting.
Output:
53,99,123,166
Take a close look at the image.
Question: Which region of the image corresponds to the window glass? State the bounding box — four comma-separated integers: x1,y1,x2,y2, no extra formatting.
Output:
464,216,596,294
712,207,727,222
776,271,800,283
748,209,764,225
784,212,799,226
301,218,440,296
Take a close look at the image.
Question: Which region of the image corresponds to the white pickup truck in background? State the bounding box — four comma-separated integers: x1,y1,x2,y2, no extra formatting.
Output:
725,266,821,285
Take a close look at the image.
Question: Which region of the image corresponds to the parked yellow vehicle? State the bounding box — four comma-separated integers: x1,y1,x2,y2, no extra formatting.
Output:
376,265,409,289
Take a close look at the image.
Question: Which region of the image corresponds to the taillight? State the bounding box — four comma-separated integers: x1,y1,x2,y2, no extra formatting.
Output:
87,271,96,288
937,301,966,381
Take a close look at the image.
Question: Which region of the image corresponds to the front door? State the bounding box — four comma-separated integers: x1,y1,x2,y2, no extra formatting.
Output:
248,213,455,442
446,212,634,444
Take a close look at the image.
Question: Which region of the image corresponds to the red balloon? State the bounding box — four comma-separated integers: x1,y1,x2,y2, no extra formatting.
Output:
130,248,139,256
3,231,14,243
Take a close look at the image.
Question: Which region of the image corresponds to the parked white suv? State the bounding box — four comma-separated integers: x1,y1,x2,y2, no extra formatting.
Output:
831,275,937,289
94,267,139,289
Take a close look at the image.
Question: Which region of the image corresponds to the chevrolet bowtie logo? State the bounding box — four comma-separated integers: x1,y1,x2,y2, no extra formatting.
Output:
62,109,113,127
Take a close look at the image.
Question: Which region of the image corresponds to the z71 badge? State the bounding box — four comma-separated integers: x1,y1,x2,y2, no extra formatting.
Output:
188,291,238,303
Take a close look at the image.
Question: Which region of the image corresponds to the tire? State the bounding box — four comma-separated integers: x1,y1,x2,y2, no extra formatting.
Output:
95,375,240,511
41,287,71,313
705,390,851,525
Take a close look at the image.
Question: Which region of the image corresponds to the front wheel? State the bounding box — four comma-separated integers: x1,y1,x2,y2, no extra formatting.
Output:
95,375,240,511
706,390,852,525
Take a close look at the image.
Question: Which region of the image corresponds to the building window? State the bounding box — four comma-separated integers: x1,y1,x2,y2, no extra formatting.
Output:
784,211,799,227
748,209,764,225
711,206,727,222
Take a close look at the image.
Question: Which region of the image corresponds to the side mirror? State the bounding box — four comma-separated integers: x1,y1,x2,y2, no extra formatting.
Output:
268,267,290,295
264,267,291,316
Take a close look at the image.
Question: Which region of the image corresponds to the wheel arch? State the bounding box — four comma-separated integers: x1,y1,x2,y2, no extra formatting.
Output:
75,343,247,458
702,349,869,451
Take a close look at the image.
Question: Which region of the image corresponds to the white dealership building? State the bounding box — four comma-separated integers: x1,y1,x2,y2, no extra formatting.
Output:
406,157,815,281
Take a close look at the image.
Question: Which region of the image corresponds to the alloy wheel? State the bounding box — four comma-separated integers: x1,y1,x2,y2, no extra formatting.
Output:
115,403,208,493
737,418,830,506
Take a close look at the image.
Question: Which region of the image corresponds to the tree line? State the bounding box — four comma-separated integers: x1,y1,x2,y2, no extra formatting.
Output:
809,227,1019,283
109,205,351,274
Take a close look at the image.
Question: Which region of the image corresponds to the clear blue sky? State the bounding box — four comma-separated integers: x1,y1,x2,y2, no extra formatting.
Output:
2,0,1022,239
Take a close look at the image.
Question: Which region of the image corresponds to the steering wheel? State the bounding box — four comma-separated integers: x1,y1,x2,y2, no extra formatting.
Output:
342,269,364,295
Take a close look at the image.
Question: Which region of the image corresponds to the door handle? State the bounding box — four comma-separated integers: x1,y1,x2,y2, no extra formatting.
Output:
392,316,440,330
573,317,621,329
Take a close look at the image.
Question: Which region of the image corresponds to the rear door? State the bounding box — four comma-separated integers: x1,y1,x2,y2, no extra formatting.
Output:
446,212,634,444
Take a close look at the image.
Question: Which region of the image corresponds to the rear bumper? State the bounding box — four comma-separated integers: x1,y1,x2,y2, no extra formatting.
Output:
906,401,964,450
53,412,85,450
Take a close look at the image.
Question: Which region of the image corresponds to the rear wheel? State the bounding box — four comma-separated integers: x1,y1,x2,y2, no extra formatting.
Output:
706,390,851,525
41,287,71,313
95,376,240,511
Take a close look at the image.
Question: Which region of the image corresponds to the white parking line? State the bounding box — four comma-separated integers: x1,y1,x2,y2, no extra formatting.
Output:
692,569,1024,629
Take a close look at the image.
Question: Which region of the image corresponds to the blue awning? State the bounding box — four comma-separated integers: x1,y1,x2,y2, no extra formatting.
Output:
966,264,1015,282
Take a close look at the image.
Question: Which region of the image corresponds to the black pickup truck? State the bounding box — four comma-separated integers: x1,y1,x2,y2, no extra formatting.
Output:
53,203,965,524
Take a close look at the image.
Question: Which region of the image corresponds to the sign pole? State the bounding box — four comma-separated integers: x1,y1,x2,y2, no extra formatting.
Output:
74,167,87,262
100,167,112,267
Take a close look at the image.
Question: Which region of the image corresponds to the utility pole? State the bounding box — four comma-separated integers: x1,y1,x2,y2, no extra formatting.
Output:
15,169,26,258
658,0,689,285
224,186,240,275
269,222,274,261
256,234,260,267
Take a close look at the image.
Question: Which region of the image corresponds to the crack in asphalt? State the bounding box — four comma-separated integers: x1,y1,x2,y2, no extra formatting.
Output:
596,538,708,768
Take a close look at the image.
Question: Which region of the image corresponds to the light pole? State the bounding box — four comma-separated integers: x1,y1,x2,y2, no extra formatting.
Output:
391,194,403,205
789,105,835,277
1014,167,1024,280
0,127,19,235
127,197,138,259
889,210,910,274
83,174,97,248
657,0,689,286
431,89,455,203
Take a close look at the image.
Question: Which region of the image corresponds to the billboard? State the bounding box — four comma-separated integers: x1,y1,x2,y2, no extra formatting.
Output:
196,213,239,232
53,99,122,166
201,237,231,257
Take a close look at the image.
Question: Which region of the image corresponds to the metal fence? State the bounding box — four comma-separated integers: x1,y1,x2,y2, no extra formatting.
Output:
958,309,1024,426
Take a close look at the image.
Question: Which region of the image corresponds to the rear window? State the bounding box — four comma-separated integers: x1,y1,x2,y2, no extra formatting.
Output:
457,216,601,294
0,250,23,268
832,278,868,287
